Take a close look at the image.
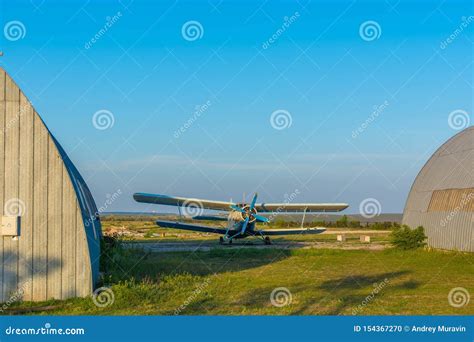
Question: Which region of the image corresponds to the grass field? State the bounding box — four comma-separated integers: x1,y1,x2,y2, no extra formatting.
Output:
5,243,473,315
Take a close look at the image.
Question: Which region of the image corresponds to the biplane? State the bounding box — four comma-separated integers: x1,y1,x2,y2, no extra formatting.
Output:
133,192,348,245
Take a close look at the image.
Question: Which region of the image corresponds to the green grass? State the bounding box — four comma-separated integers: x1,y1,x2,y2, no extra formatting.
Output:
5,246,473,316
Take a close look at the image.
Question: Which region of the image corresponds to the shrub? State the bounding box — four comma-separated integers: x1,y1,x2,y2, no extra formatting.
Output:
348,220,361,228
144,228,157,239
390,225,427,250
101,234,137,279
336,215,348,227
274,218,287,228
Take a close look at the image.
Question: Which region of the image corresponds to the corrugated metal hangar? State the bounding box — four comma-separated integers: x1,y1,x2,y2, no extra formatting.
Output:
403,126,473,252
0,67,101,303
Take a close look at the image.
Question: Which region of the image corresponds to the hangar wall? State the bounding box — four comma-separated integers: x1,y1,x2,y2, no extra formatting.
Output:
0,67,101,303
402,127,474,252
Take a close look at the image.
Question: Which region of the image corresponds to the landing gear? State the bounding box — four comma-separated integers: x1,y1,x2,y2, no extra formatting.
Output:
219,236,233,245
264,237,272,245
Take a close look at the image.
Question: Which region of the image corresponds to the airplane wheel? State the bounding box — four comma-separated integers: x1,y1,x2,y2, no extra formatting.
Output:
228,239,233,245
264,237,272,245
219,237,224,245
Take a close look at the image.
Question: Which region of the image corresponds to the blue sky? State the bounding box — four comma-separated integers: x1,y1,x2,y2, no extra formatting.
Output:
1,0,472,214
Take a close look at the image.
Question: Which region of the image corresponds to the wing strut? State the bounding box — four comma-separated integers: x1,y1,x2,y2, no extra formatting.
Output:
300,207,308,228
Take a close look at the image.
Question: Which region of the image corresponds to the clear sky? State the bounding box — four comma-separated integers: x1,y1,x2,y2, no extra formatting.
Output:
0,0,472,214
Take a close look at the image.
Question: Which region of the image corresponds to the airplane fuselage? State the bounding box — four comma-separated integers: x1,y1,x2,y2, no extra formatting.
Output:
225,220,257,238
225,210,260,237
220,219,271,244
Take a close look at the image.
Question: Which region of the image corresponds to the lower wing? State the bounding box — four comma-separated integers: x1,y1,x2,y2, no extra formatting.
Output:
257,227,326,236
156,220,228,235
191,215,228,222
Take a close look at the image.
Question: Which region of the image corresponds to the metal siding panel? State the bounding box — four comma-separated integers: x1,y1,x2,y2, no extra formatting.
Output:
3,82,20,301
47,138,63,299
76,208,91,297
62,174,76,299
5,74,19,102
406,190,432,212
0,68,4,102
439,127,474,155
410,212,473,252
18,93,34,301
0,72,4,303
32,113,48,301
3,96,20,300
428,188,474,212
52,135,100,291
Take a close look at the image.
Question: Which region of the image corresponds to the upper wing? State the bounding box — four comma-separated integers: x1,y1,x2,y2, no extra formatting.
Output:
255,203,348,213
156,220,228,235
257,227,326,236
134,193,233,212
134,193,348,213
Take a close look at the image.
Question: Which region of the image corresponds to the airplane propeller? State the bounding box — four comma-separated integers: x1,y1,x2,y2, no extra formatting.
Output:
230,193,269,234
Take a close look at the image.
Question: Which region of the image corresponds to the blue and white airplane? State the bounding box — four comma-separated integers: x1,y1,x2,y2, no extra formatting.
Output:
133,192,348,245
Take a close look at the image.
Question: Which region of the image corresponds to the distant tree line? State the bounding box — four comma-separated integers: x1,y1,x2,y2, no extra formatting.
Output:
272,215,401,230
